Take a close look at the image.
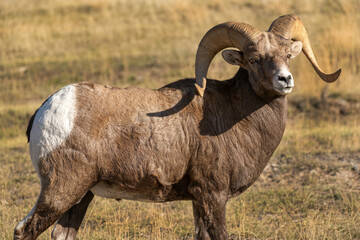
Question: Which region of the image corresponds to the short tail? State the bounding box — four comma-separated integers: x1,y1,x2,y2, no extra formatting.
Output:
26,97,50,143
26,111,38,143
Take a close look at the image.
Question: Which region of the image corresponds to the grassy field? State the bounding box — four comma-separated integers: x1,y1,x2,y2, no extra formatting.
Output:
1,0,359,239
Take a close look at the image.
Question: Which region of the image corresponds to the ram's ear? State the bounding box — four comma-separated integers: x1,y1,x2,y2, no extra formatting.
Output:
222,50,246,66
290,41,302,58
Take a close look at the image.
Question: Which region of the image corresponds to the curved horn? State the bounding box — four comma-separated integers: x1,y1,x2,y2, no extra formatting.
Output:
268,14,341,83
195,22,261,97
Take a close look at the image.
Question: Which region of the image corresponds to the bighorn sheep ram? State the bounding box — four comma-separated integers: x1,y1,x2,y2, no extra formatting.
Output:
15,14,340,240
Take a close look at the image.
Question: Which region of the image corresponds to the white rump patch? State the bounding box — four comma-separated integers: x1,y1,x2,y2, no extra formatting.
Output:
29,84,77,174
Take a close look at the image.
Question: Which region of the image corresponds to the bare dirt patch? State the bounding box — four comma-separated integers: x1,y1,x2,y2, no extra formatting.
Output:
260,152,360,191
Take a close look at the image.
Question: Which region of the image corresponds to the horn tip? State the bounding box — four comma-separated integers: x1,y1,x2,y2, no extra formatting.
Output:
325,68,341,83
195,84,205,97
195,78,207,97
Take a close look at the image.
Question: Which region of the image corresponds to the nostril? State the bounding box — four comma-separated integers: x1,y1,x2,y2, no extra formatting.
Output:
278,75,292,83
278,75,287,82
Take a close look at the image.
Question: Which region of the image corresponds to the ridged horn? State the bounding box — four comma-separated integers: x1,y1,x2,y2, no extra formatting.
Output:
195,22,261,97
268,14,341,82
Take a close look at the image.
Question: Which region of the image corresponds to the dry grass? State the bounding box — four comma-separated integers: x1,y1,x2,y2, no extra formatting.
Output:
1,0,359,102
1,0,360,239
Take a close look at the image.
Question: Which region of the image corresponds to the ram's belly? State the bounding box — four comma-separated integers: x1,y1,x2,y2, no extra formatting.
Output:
91,181,158,202
90,177,193,202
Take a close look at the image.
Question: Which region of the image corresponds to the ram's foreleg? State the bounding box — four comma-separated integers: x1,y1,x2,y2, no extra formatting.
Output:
190,182,228,240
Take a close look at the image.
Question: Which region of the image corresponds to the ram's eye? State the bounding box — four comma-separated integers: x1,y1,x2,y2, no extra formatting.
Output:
287,54,292,59
249,59,256,64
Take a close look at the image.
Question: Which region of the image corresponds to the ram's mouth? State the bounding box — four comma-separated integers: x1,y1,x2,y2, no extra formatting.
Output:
274,86,293,95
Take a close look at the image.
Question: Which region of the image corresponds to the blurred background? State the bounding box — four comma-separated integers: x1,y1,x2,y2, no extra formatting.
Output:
0,0,359,239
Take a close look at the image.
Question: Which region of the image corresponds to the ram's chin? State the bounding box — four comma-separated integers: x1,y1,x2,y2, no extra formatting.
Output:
274,87,293,95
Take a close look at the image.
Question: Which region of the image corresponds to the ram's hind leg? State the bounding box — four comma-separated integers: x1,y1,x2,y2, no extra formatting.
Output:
14,183,91,240
14,151,97,240
51,191,94,240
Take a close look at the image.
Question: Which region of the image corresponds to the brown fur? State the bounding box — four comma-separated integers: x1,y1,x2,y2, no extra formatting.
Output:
15,68,287,240
15,18,337,240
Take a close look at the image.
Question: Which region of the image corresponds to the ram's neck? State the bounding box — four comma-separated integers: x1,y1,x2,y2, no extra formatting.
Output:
231,68,287,154
198,68,287,193
201,68,287,138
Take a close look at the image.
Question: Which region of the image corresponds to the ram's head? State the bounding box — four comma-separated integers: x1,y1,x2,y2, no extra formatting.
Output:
195,14,341,98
